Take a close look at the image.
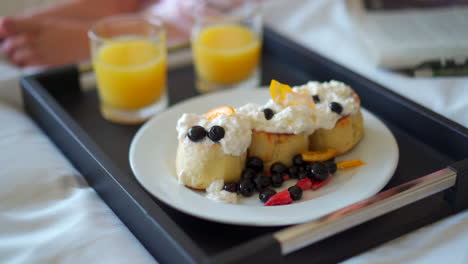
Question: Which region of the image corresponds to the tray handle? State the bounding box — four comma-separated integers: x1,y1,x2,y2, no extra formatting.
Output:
273,159,468,255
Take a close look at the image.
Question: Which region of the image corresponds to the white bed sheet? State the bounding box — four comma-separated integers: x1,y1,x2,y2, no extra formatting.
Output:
0,0,467,263
0,103,156,263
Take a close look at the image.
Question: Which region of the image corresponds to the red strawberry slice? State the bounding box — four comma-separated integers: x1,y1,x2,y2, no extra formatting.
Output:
311,173,332,190
264,190,293,206
296,178,312,190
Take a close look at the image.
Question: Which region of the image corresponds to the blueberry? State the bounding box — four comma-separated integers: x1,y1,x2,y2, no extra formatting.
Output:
312,95,320,103
325,161,337,174
271,173,284,187
241,168,256,180
254,174,272,191
292,154,304,166
223,183,238,193
239,180,255,197
270,162,287,174
288,166,300,179
311,162,328,181
329,102,343,115
314,172,329,181
311,162,327,175
187,126,206,142
288,186,303,200
246,157,264,172
207,125,225,142
263,108,274,120
298,171,309,179
259,188,277,203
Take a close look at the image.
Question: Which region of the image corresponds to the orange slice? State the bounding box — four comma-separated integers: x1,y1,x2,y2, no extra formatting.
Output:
270,79,293,103
204,106,235,120
269,80,315,109
337,159,366,169
301,149,338,162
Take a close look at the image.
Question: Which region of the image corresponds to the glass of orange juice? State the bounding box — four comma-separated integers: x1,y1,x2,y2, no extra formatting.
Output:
191,0,262,93
89,15,167,124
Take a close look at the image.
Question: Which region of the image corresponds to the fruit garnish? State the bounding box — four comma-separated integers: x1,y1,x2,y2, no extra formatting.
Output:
246,156,264,172
292,154,304,166
271,173,284,187
239,180,255,197
337,159,365,169
187,126,207,142
310,162,328,181
298,171,309,179
263,108,274,120
301,149,338,162
270,162,287,174
269,79,293,103
324,161,337,174
264,190,293,206
311,173,332,190
254,174,272,190
259,188,277,203
288,186,303,200
207,125,225,142
288,166,300,179
204,106,235,120
269,79,315,108
296,178,312,190
241,169,256,181
223,183,239,193
329,102,343,115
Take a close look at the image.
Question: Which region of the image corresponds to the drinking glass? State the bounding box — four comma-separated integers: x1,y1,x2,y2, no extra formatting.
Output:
191,0,262,93
89,15,167,124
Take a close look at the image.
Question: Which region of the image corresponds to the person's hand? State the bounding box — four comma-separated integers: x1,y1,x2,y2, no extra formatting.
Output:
0,17,6,41
0,17,17,42
0,17,41,65
0,17,89,67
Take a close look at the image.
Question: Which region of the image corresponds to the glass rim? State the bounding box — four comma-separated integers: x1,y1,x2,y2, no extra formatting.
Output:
193,1,261,23
88,14,164,42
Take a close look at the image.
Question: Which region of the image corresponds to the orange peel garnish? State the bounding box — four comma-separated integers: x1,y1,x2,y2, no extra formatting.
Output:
337,159,366,169
269,79,293,103
301,149,338,162
269,80,315,109
204,106,235,120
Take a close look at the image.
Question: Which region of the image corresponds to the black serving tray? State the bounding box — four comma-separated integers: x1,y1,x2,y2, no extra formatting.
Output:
21,27,468,264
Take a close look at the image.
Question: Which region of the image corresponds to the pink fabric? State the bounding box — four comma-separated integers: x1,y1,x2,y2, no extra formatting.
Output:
141,0,196,47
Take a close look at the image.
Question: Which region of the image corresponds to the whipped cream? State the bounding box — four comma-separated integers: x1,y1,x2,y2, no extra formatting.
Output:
293,80,360,130
237,102,317,135
176,112,251,156
206,180,238,204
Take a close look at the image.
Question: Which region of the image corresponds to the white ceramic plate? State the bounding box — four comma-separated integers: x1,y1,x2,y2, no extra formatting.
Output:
129,88,399,226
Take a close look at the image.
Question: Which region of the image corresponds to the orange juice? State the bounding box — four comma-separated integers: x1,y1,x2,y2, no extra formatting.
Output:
93,38,166,110
192,24,261,84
